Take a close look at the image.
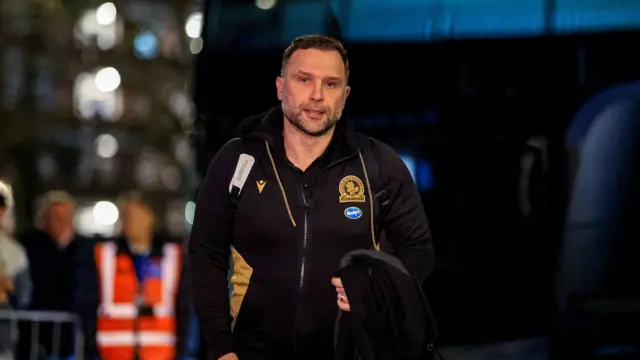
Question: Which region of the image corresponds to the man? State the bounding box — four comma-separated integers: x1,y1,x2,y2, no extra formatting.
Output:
88,191,192,360
189,34,434,360
18,190,92,360
0,181,31,360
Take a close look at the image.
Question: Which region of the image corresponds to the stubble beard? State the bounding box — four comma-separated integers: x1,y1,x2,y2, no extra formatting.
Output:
283,104,342,138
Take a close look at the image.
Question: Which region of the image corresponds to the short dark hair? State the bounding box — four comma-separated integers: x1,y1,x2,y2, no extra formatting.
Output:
281,34,349,80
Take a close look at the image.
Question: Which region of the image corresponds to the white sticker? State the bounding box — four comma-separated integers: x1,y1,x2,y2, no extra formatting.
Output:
229,154,256,194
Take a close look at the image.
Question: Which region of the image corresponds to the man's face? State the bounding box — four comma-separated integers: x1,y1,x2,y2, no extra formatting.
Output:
45,202,74,241
120,201,154,240
276,48,350,137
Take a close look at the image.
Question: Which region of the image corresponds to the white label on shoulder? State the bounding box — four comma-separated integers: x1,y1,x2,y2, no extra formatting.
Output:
229,154,256,194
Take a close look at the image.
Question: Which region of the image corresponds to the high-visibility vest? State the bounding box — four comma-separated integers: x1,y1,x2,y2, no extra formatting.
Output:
95,241,181,360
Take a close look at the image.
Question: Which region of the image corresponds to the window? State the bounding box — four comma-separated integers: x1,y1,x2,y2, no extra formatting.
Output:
399,153,434,192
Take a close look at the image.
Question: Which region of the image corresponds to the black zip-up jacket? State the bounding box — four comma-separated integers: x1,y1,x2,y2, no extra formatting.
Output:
189,106,434,360
334,249,438,360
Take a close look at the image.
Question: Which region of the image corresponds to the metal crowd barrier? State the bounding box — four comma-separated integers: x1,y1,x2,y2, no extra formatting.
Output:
0,310,84,360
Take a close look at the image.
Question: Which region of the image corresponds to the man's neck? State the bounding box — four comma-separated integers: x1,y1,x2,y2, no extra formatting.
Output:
55,232,74,249
283,119,334,171
127,234,152,255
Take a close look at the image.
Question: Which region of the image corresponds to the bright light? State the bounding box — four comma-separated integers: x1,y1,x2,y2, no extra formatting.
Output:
134,30,159,59
185,13,203,39
96,2,117,26
94,67,121,92
74,71,124,121
75,8,123,51
185,201,196,225
255,0,277,10
95,134,119,159
93,201,119,226
189,37,203,54
76,206,116,237
400,154,417,183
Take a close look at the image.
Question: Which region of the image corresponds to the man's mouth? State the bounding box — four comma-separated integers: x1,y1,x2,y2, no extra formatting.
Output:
303,109,325,116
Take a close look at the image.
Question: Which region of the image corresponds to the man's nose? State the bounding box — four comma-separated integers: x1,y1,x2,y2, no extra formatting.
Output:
310,81,324,102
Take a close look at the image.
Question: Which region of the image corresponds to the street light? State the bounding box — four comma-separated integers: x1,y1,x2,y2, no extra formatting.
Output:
95,134,119,159
185,12,203,39
93,201,119,226
94,67,121,92
255,0,277,10
96,2,117,26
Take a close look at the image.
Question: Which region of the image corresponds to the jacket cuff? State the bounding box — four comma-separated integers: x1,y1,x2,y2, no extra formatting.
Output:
209,339,236,360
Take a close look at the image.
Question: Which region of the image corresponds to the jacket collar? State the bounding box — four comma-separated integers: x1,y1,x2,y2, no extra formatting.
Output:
237,105,361,167
115,234,165,257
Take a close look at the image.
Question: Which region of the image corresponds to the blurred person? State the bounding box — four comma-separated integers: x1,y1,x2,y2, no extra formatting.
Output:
86,191,192,360
0,182,15,236
18,191,94,360
0,181,32,360
189,34,435,360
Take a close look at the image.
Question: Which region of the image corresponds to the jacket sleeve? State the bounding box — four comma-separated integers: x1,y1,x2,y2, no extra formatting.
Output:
188,140,240,359
375,142,435,282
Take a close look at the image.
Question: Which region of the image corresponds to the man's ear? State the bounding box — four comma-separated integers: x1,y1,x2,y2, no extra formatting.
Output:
345,85,351,99
276,76,284,101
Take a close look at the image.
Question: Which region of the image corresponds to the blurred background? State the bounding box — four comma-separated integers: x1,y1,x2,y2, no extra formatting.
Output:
1,0,199,237
1,0,640,359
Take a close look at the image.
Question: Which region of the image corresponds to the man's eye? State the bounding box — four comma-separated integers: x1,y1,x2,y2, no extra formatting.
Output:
299,77,309,83
326,82,337,88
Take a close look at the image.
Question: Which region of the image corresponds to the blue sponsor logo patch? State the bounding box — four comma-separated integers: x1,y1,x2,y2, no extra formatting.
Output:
344,207,362,220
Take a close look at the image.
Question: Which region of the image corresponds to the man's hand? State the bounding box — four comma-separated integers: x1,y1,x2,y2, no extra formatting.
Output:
331,277,350,312
218,353,239,360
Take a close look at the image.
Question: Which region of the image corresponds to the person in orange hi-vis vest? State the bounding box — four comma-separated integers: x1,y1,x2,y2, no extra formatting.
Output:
91,191,194,360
